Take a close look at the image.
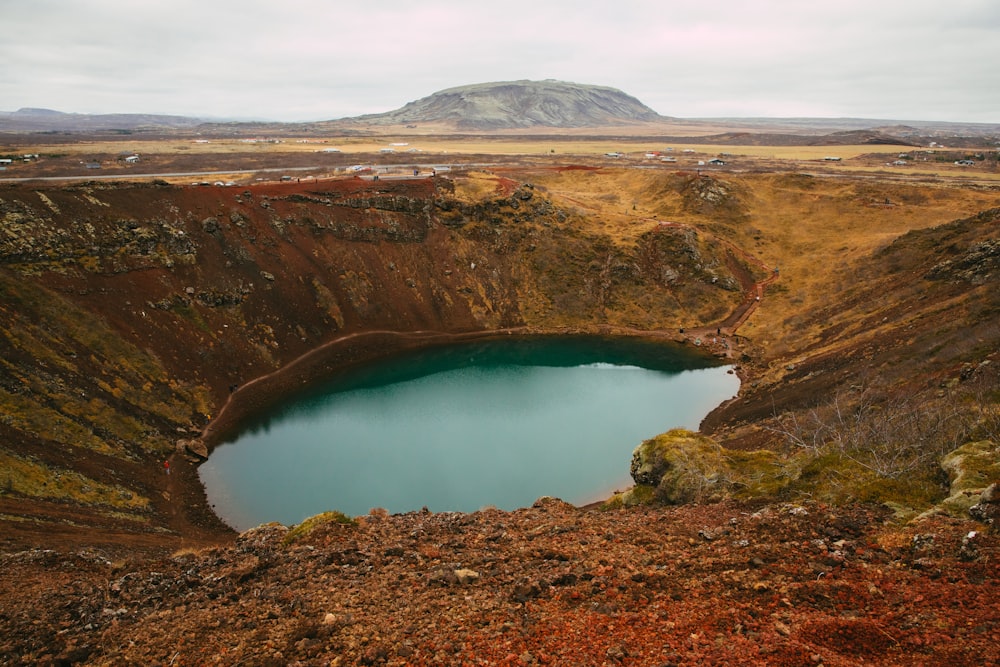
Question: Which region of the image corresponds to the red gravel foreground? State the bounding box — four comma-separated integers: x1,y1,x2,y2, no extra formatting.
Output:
1,499,995,666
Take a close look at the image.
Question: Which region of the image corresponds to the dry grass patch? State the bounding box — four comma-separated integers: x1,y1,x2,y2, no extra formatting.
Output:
724,174,1000,351
518,167,998,365
451,171,510,202
0,449,150,511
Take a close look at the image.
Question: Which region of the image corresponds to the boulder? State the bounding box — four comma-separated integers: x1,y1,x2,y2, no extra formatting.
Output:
969,482,999,528
178,439,208,460
935,440,1000,519
624,428,780,505
454,569,481,585
629,429,730,503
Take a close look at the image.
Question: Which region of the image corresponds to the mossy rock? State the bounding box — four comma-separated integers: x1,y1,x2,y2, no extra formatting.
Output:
603,483,656,509
282,510,357,546
628,429,781,505
934,440,1000,517
630,429,718,486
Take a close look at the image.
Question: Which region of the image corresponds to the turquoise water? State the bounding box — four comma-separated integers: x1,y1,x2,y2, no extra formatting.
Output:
199,337,739,530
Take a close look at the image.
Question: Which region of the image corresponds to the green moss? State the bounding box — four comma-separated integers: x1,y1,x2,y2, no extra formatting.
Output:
782,449,947,515
934,440,1000,517
0,387,113,455
617,427,956,515
628,429,784,505
0,273,216,457
726,448,791,498
0,449,150,510
602,483,656,509
282,511,357,545
0,320,80,375
172,303,211,333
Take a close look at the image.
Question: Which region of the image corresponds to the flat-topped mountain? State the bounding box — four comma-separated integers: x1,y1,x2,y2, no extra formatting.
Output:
351,79,665,129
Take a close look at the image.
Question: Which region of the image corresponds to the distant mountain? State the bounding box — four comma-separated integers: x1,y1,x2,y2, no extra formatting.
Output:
0,108,205,133
693,116,1000,138
349,80,666,130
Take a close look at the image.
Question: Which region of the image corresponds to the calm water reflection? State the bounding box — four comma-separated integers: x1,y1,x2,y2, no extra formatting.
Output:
200,337,739,529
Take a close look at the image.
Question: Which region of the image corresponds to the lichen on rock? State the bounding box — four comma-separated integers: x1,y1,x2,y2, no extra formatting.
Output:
929,440,1000,520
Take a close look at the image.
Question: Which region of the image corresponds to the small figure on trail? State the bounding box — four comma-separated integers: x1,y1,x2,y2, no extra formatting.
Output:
164,459,170,476
717,327,721,336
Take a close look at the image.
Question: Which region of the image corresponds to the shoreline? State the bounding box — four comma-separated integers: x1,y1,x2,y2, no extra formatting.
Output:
198,324,740,450
184,325,744,532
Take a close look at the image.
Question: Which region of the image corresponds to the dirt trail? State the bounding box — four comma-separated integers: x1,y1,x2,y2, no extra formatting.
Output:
647,218,779,357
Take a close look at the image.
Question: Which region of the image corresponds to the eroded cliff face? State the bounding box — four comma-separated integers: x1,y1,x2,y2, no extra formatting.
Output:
0,175,749,548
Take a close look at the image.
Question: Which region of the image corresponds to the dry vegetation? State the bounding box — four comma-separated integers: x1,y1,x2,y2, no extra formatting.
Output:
7,137,926,159
6,132,998,183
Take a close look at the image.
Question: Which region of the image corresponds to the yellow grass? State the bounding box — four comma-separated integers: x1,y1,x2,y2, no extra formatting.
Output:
827,164,1000,182
719,175,1000,358
519,166,1000,361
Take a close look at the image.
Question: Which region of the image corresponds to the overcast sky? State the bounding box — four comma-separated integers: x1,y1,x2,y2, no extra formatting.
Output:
2,0,997,123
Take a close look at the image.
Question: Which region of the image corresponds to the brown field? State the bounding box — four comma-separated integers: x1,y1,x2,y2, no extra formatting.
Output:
2,136,916,158
517,166,999,352
4,132,997,188
0,134,961,160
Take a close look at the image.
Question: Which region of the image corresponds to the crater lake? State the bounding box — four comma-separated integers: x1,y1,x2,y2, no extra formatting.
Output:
199,336,740,530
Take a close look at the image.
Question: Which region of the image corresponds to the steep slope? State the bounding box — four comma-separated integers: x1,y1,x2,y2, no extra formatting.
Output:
352,80,664,129
708,206,1000,435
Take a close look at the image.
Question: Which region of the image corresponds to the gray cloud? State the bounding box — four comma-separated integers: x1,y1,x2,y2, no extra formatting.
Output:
1,0,997,123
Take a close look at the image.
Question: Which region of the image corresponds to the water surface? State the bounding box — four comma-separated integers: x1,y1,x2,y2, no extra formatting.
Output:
200,337,739,529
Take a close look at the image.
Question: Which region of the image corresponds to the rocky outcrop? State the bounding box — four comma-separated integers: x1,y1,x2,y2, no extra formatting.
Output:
932,440,1000,522
970,482,999,527
926,238,1000,284
614,429,779,507
679,174,750,221
178,438,208,460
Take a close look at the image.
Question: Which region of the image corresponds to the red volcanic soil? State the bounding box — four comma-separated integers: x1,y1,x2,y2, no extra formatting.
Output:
1,499,996,665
